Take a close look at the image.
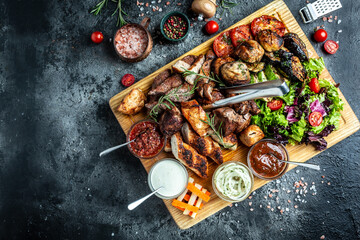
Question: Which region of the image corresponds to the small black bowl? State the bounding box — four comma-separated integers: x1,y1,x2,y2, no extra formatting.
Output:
160,11,190,42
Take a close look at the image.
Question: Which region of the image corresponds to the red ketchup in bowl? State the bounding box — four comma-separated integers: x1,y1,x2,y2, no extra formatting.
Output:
128,120,165,159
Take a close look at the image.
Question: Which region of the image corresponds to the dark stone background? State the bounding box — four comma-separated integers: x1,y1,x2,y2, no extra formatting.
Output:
0,0,359,239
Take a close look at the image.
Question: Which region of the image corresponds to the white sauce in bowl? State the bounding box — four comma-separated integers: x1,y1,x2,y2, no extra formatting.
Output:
149,159,188,198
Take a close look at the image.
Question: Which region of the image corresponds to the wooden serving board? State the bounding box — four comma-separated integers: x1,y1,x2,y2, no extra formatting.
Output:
109,0,360,229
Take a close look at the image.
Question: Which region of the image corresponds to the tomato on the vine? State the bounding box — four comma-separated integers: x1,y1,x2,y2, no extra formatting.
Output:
309,112,323,127
121,74,135,87
91,31,104,44
309,78,321,93
205,21,219,35
267,99,283,111
313,29,327,42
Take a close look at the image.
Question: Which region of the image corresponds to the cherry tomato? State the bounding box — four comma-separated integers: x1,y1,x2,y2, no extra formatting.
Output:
230,25,253,47
121,74,135,87
250,15,286,37
91,31,104,44
309,78,321,93
313,29,327,42
213,31,234,57
267,99,283,111
309,112,323,127
324,40,339,54
205,21,219,35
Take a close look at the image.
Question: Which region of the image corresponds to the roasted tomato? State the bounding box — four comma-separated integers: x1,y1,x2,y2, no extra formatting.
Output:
213,31,234,57
309,112,323,127
230,25,253,47
251,15,286,37
309,78,320,93
267,99,283,111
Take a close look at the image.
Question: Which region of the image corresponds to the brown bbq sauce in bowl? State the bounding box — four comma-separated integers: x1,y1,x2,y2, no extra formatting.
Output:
248,140,288,179
128,120,165,159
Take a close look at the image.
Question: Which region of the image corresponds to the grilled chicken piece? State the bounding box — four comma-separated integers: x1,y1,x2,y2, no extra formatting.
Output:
257,29,284,52
205,49,217,60
164,140,172,152
220,61,250,86
227,95,261,115
213,107,252,136
198,88,225,105
181,123,223,165
159,105,183,136
249,100,261,115
210,132,238,151
185,54,206,85
235,40,265,63
171,132,209,178
173,55,197,73
117,88,146,115
148,74,183,96
151,69,172,89
166,83,195,102
212,56,235,76
239,125,265,147
181,100,210,137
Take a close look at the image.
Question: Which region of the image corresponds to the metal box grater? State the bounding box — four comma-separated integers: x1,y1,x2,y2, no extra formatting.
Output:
299,0,342,24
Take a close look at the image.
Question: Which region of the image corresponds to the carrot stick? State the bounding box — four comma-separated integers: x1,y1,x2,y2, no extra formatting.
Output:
183,194,191,202
172,199,199,213
173,205,185,211
187,183,211,202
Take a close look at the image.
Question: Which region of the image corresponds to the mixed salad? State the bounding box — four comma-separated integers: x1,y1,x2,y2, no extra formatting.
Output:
252,58,343,150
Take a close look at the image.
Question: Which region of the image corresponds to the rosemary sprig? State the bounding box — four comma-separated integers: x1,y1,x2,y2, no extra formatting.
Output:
201,113,234,149
149,83,197,121
91,0,108,15
219,0,239,17
91,0,128,27
112,0,128,27
182,67,226,87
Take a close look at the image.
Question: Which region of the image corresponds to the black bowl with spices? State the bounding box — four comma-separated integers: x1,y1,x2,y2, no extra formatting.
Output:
247,139,289,180
126,119,166,159
160,11,190,42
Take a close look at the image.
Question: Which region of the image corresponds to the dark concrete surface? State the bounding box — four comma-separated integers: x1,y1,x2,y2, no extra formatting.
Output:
0,0,359,239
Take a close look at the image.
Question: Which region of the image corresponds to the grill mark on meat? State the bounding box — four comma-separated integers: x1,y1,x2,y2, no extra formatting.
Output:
151,69,172,89
148,73,183,96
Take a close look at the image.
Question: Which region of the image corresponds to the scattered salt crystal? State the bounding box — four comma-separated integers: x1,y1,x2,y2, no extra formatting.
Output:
338,30,342,33
111,233,114,237
249,202,252,206
336,41,339,44
151,1,155,3
159,8,162,12
327,201,330,203
288,200,291,203
322,17,327,21
296,170,300,173
235,203,238,207
140,7,144,11
271,208,274,211
277,206,281,210
301,177,304,181
320,235,325,239
338,20,342,24
276,180,280,184
250,208,254,211
260,204,262,208
286,208,289,211
328,19,333,23
294,205,298,209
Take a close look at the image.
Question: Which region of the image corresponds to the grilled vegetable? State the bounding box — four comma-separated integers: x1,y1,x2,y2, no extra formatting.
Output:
279,55,306,82
234,40,264,63
220,61,250,85
246,62,265,73
257,29,284,52
283,33,309,62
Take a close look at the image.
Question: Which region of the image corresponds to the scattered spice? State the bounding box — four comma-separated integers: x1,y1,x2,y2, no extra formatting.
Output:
163,15,187,40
